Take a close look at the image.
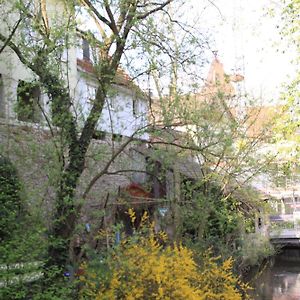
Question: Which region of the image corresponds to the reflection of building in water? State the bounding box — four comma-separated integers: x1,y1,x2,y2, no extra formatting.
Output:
253,253,300,300
272,270,300,300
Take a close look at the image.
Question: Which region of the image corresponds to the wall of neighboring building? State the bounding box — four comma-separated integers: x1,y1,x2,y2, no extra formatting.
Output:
0,0,78,121
76,73,148,139
0,36,148,142
75,35,149,140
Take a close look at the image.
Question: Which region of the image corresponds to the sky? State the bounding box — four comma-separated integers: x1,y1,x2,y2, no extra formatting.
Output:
192,0,297,103
78,0,297,103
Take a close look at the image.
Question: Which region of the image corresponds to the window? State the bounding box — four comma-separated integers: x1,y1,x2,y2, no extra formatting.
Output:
133,98,142,116
133,99,137,116
86,84,97,103
16,81,41,123
112,133,122,142
93,130,106,140
82,38,90,60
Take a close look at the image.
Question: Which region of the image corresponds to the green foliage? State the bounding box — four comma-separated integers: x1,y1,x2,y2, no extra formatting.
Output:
179,178,273,272
15,81,41,123
240,234,274,267
0,155,52,299
271,0,300,148
0,155,22,240
181,182,241,252
270,220,294,230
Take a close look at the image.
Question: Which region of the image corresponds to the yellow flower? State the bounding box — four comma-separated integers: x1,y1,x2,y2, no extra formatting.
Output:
127,208,136,224
79,227,251,299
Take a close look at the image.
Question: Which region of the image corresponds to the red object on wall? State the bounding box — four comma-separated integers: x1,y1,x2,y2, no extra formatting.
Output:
125,183,151,198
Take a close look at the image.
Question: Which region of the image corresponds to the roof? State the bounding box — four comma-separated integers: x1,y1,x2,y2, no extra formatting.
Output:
150,57,244,126
123,183,151,198
243,105,283,137
76,29,146,97
77,58,143,93
200,58,244,99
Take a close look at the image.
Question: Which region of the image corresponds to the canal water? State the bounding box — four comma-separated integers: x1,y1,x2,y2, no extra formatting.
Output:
250,248,300,300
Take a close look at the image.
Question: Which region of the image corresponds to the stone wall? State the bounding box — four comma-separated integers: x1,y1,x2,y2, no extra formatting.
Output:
0,118,148,228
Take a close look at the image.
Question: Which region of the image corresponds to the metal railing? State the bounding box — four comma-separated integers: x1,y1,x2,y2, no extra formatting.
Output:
269,213,300,239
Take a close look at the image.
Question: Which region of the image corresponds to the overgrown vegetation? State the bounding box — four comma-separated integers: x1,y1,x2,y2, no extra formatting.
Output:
0,155,45,300
179,179,274,272
0,0,284,298
79,211,251,300
0,155,22,240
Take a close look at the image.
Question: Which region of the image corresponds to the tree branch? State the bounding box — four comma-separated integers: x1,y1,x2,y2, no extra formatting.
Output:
83,135,135,198
150,138,220,153
0,16,23,54
0,33,32,68
104,0,119,36
81,0,113,30
137,0,175,20
111,2,137,70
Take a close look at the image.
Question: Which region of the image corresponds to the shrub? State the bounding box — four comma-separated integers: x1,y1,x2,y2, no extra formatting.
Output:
241,234,274,267
79,212,250,300
0,155,46,299
0,155,23,240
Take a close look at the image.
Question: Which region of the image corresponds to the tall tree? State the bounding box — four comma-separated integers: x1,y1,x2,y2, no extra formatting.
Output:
0,1,275,289
269,0,300,174
0,0,195,274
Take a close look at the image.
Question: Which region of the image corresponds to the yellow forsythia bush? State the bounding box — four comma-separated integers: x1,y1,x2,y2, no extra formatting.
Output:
79,213,250,299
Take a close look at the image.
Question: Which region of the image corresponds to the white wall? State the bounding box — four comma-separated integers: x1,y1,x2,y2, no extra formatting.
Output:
0,2,149,141
0,49,149,140
75,72,149,140
0,0,77,122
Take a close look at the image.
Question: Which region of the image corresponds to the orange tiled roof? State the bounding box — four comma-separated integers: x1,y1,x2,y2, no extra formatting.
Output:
77,58,144,95
243,105,283,137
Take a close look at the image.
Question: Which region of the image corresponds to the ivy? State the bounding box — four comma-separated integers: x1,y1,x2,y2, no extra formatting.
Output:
0,155,23,241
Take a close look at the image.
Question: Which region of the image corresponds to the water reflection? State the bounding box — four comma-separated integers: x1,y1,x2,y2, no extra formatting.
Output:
252,250,300,300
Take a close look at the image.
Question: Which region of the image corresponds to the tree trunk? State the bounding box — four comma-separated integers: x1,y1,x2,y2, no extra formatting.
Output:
44,80,109,273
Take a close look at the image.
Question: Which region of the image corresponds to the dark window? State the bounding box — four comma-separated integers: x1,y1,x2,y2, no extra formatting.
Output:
17,81,41,123
82,38,90,60
93,130,106,140
258,217,262,228
112,133,122,142
146,159,166,198
132,99,136,116
132,98,142,116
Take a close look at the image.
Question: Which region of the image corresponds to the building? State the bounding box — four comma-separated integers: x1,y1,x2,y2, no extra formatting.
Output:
0,0,287,243
0,0,154,239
